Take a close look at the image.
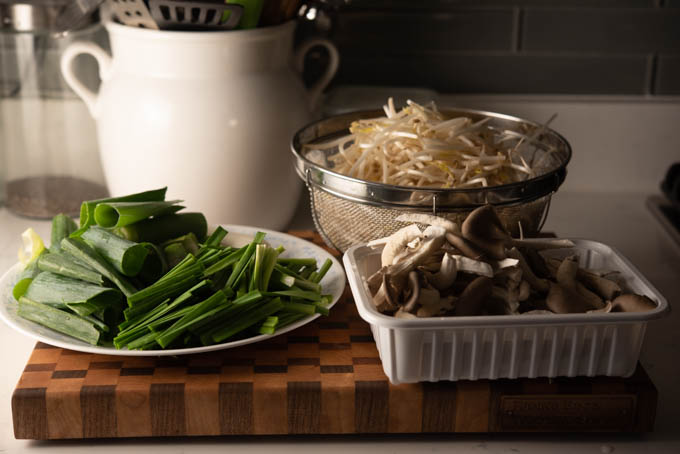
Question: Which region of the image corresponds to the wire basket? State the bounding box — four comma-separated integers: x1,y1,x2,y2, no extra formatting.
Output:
291,108,572,252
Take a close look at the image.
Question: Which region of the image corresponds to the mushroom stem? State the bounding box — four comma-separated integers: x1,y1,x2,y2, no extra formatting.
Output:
402,271,421,313
430,252,458,290
506,247,550,293
446,232,486,260
510,238,575,250
376,224,422,267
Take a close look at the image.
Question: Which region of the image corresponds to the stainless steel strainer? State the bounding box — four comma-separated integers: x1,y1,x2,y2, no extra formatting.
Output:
291,108,572,252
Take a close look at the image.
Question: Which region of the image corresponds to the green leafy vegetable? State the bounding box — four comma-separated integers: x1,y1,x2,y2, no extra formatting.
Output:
18,297,101,345
94,200,184,228
13,188,334,350
73,187,168,237
81,226,150,277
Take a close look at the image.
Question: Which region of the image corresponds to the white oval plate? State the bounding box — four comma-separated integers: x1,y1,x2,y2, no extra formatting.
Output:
0,225,345,356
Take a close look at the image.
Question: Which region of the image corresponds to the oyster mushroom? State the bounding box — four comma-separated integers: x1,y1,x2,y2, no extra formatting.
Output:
388,225,447,277
395,213,460,234
506,247,550,293
545,256,604,313
372,224,422,267
545,257,622,301
588,301,613,314
372,273,400,313
417,291,455,317
451,254,494,277
428,252,458,291
518,280,531,301
461,204,575,260
489,285,520,315
394,308,418,319
453,276,493,316
445,232,486,260
401,271,421,313
520,247,551,279
461,205,509,260
611,294,656,312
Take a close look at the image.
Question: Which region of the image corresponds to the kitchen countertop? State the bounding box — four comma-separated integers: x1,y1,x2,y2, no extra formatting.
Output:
1,189,679,454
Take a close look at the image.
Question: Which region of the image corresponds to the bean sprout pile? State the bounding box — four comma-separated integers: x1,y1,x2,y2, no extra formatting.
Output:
306,98,553,189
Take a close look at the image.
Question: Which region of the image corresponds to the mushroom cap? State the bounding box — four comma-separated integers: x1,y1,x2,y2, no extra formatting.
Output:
461,205,510,260
545,281,596,314
395,213,460,234
380,224,422,267
446,232,486,260
453,276,493,316
611,294,657,312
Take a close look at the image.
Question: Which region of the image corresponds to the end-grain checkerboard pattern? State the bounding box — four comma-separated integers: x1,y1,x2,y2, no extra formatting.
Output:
11,232,658,439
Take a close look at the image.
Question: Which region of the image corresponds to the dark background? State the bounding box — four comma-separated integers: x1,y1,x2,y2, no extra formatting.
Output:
300,0,680,95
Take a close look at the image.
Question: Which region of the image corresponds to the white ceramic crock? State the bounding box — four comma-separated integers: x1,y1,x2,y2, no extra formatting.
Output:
60,19,338,230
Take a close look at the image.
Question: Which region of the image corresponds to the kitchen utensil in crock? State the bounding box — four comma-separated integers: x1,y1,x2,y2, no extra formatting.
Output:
226,0,262,29
108,0,159,29
54,0,106,33
148,0,242,31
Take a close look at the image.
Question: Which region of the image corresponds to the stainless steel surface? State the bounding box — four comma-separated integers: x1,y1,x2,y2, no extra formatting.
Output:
0,0,99,33
291,107,572,251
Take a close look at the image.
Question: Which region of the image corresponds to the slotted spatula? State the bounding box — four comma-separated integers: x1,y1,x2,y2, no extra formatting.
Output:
109,0,160,29
148,0,243,31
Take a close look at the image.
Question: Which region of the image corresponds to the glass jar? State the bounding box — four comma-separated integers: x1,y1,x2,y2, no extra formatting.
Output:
0,0,108,218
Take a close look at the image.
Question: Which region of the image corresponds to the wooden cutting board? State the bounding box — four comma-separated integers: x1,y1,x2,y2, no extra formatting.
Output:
10,231,658,439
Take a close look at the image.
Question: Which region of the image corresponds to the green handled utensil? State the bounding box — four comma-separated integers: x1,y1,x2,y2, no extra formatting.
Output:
226,0,264,29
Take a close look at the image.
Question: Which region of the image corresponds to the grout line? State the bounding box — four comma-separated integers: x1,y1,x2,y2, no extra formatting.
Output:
646,53,659,95
512,6,523,53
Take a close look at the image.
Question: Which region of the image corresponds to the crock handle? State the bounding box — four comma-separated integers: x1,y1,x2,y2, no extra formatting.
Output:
294,38,340,112
60,42,113,118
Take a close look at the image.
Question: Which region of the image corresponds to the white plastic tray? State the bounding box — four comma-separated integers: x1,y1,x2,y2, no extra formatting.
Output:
343,239,670,384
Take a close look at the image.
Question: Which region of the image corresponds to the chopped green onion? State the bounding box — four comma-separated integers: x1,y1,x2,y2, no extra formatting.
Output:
81,226,150,277
314,258,333,283
61,237,138,297
211,297,284,343
50,214,78,252
12,260,41,300
37,252,105,285
73,187,167,237
114,212,208,244
224,232,265,290
24,272,122,308
94,200,183,228
18,297,100,345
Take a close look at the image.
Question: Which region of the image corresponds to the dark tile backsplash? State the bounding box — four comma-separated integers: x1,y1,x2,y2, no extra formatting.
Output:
337,53,649,95
655,54,680,94
522,8,680,53
335,10,516,52
303,0,680,95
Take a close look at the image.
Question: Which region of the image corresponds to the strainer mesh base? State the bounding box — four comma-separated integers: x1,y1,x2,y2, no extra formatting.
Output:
310,187,551,252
